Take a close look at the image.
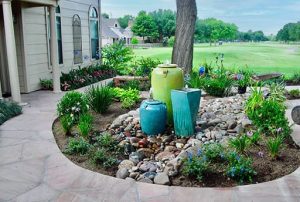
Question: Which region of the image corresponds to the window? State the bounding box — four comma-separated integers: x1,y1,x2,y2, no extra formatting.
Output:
89,7,99,59
72,15,82,64
56,6,63,64
115,23,118,28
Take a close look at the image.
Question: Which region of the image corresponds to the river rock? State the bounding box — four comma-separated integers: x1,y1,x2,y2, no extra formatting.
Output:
139,161,158,172
118,160,135,170
143,172,157,180
155,151,175,161
116,168,129,179
154,172,170,185
129,152,143,165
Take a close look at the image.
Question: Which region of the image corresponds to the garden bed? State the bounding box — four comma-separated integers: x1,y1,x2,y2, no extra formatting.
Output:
53,93,300,187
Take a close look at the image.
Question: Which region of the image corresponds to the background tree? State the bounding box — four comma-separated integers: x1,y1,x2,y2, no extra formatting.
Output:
132,11,159,42
118,15,134,29
172,0,197,73
102,13,109,19
149,9,176,41
277,22,300,42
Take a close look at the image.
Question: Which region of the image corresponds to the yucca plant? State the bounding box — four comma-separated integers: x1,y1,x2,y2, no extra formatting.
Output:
86,85,113,114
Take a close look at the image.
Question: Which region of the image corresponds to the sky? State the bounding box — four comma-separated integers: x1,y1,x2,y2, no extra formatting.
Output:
102,0,300,35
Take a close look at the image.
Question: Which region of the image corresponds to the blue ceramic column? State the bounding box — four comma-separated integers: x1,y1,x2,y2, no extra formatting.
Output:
171,89,201,137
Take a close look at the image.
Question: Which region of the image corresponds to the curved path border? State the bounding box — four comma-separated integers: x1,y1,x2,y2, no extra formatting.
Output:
0,81,300,202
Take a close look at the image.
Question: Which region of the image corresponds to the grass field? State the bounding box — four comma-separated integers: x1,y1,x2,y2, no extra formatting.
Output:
133,42,300,76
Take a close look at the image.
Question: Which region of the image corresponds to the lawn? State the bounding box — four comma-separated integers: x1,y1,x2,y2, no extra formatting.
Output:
133,42,300,76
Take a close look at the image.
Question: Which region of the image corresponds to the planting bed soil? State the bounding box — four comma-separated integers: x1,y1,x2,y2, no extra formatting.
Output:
53,95,300,187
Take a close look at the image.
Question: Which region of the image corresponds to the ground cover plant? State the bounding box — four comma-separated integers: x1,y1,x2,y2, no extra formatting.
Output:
0,100,22,125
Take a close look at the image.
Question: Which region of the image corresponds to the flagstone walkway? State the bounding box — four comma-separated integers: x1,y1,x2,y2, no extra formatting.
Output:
1,82,300,202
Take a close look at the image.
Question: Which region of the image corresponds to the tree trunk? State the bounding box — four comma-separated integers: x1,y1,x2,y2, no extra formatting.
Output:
172,0,197,74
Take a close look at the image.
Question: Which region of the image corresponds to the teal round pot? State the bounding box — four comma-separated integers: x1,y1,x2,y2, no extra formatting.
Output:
140,100,167,136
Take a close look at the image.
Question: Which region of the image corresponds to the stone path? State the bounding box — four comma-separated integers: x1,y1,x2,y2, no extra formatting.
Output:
0,82,300,202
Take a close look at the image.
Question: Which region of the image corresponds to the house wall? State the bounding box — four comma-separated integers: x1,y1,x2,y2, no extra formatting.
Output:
21,0,100,92
102,37,113,46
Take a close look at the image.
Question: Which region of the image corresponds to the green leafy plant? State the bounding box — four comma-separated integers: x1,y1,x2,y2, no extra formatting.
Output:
226,152,256,183
245,86,264,115
60,115,74,134
102,41,134,75
267,82,286,103
266,136,284,159
112,87,140,109
57,91,89,123
134,57,161,78
289,89,300,98
203,143,225,162
120,80,140,90
40,79,53,90
65,137,90,155
198,67,234,97
131,37,139,45
0,100,22,125
188,72,204,89
235,69,253,88
182,153,209,181
95,132,115,149
78,114,93,138
229,135,250,153
92,149,118,168
247,99,291,137
86,85,113,114
168,36,175,47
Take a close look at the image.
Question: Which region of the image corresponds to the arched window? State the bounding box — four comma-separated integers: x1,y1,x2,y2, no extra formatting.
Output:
89,7,99,59
73,15,82,64
56,6,63,64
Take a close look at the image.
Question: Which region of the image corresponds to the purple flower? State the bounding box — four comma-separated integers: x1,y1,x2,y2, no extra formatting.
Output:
258,151,264,158
246,131,253,137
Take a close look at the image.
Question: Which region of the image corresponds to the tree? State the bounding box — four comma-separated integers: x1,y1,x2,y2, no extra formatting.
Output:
276,22,300,42
149,9,176,41
172,0,197,74
132,11,159,42
118,15,134,29
102,13,109,19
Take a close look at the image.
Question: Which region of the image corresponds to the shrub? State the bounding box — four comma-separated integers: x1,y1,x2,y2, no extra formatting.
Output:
120,80,140,90
57,91,89,123
86,85,113,114
247,99,291,137
168,36,175,47
60,115,74,134
0,100,22,125
203,143,225,162
266,136,284,159
112,87,140,109
131,37,139,45
40,79,53,90
65,137,90,155
78,114,93,138
134,57,161,78
188,72,204,89
60,64,115,91
229,135,250,153
102,41,134,75
92,149,118,168
182,153,209,181
226,152,256,183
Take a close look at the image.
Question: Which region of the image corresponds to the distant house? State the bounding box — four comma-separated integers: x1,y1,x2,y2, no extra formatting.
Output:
101,18,133,46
